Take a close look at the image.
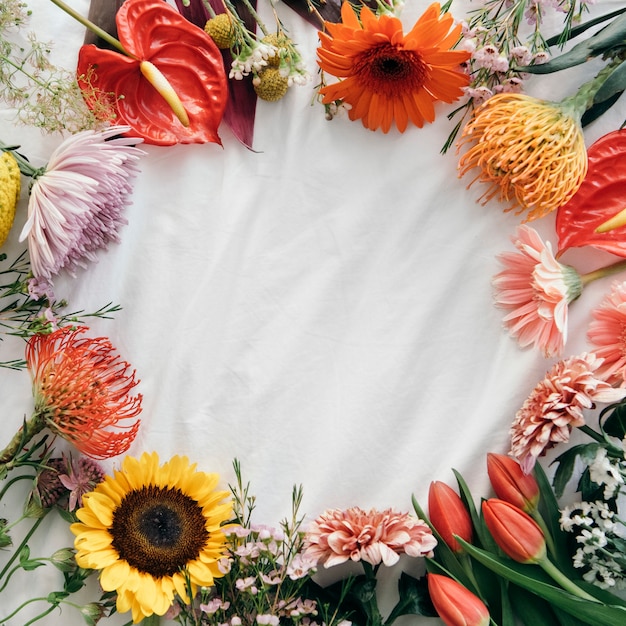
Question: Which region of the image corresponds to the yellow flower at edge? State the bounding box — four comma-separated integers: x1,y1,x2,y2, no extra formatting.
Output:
458,93,588,222
317,2,471,133
71,452,232,623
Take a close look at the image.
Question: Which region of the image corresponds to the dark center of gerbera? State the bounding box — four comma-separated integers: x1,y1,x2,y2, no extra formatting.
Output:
354,43,428,95
111,485,209,577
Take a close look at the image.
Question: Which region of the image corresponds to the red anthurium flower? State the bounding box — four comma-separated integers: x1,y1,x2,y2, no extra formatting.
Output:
428,481,473,553
427,573,490,626
77,0,228,146
556,130,626,256
486,453,539,513
482,499,546,564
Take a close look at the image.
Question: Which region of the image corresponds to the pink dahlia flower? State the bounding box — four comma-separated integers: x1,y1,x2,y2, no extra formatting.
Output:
303,506,437,568
493,225,583,357
587,281,626,387
510,353,626,473
19,126,145,285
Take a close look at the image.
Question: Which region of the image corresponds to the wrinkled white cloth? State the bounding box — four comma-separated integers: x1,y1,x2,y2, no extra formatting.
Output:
0,0,625,624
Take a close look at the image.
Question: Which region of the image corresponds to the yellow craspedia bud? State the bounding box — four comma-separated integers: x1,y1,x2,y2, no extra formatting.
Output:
0,151,21,248
261,33,292,67
204,14,236,49
253,68,289,102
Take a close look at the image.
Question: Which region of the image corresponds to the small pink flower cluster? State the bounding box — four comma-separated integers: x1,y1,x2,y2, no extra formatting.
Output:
303,506,437,568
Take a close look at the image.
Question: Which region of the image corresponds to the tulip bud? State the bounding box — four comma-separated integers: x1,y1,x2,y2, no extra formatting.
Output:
482,498,546,564
487,453,539,512
428,481,473,553
427,573,490,626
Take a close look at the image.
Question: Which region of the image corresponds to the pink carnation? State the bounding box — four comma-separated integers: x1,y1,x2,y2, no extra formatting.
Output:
510,353,626,473
303,507,437,568
493,225,583,357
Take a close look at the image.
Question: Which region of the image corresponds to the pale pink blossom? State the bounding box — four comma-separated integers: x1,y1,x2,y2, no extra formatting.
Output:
303,507,436,568
587,281,626,387
19,126,144,287
510,353,626,473
58,454,105,511
493,225,583,357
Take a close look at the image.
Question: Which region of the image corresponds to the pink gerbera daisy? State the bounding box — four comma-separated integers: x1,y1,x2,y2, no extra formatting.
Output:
19,126,145,288
587,281,626,387
303,506,436,568
510,353,626,473
493,225,583,357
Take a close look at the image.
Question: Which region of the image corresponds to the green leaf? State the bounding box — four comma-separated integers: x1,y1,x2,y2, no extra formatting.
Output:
601,403,626,439
546,7,626,46
458,541,626,626
594,60,626,104
552,446,587,498
582,90,624,126
385,572,437,623
522,12,626,74
509,584,561,626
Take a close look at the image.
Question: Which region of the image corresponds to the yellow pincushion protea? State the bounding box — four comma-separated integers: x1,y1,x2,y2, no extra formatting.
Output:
0,151,21,247
458,93,587,222
71,452,232,623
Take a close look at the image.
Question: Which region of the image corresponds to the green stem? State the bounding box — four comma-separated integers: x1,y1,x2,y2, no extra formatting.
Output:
580,259,626,286
0,596,50,623
48,0,137,58
238,0,270,35
529,509,557,559
0,473,35,502
0,413,46,469
0,516,44,582
24,604,58,626
538,556,599,602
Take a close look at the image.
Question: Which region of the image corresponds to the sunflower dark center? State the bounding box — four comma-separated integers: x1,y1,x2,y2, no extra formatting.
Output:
354,43,427,95
111,485,209,577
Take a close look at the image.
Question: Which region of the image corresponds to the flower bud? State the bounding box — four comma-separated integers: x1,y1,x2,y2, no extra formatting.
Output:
428,481,473,553
487,453,539,512
79,602,105,625
427,573,490,626
482,498,546,564
50,547,78,572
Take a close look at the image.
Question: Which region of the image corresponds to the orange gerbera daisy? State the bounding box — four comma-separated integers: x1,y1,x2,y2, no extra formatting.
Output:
317,2,470,133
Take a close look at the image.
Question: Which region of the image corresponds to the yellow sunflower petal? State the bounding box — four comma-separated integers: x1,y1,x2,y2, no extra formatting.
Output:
100,559,132,591
81,491,116,526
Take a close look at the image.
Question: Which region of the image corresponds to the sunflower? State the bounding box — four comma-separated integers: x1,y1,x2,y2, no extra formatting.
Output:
71,452,232,623
316,2,470,133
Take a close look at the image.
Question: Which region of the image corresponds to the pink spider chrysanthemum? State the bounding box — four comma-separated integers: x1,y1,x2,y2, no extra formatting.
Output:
493,225,583,357
303,506,436,568
510,353,626,473
19,125,144,288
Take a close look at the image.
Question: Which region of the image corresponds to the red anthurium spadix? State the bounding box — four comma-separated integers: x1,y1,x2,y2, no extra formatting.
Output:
77,0,228,146
557,130,626,256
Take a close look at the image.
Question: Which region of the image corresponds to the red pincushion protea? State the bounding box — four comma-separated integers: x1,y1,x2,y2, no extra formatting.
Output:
0,327,142,468
26,326,142,459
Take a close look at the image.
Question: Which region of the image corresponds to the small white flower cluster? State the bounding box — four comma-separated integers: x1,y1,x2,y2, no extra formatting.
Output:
560,500,626,590
230,43,277,80
587,446,626,500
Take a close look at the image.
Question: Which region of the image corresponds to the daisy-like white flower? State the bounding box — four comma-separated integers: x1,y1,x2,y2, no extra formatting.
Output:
71,452,232,623
493,225,583,357
303,506,436,568
509,353,626,473
18,125,144,285
588,281,626,387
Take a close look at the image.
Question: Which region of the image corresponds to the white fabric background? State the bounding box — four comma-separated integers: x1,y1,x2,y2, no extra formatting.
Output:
0,0,625,624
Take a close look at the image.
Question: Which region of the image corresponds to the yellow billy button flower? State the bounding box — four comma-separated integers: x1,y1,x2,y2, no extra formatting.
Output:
71,452,233,623
486,453,539,513
428,481,473,553
0,151,21,248
427,573,490,626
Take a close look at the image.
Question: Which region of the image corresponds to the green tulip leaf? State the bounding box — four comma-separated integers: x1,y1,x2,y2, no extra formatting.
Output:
457,540,626,626
509,584,562,626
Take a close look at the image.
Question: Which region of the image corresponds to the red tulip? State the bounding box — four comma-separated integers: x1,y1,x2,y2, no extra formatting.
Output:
427,573,490,626
482,499,546,564
428,481,473,553
486,453,539,513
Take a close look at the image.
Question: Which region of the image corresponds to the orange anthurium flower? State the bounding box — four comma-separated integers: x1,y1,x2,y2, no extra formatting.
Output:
77,0,228,146
428,481,473,553
317,2,470,133
482,499,546,564
556,130,626,256
427,573,490,626
486,453,540,513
